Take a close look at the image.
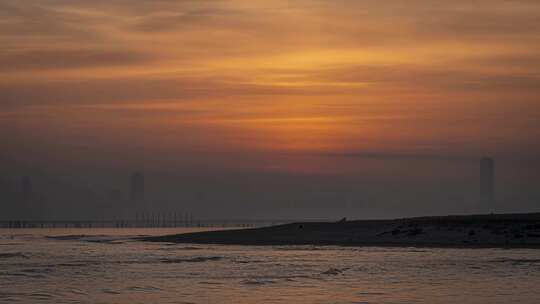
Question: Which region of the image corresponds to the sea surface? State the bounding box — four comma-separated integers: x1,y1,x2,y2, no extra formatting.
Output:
1,228,540,304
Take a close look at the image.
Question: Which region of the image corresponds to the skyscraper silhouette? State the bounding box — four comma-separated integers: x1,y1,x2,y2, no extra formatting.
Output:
18,176,34,219
130,172,145,203
480,157,494,209
20,176,32,202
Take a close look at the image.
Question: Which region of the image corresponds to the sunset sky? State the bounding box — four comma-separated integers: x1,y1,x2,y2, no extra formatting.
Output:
1,0,539,219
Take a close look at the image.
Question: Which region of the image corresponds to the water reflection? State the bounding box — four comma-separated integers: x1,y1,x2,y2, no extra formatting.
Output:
1,228,539,303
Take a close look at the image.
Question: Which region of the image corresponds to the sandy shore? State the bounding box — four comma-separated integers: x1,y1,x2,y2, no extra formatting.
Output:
143,213,540,248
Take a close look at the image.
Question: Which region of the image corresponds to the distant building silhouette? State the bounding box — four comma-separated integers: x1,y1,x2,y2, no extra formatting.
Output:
17,176,35,220
109,189,124,202
480,157,494,208
130,172,145,203
20,176,32,202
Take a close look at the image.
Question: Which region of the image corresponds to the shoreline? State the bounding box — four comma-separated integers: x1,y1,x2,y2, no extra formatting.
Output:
142,213,540,249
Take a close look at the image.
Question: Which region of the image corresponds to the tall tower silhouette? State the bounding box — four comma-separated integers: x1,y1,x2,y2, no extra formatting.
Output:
130,172,145,203
480,157,494,209
21,176,32,201
19,176,34,220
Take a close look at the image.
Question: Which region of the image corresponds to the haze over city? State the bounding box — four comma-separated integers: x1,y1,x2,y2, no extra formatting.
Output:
1,0,539,221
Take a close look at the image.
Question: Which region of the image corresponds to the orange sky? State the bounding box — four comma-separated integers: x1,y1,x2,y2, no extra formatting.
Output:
1,0,540,174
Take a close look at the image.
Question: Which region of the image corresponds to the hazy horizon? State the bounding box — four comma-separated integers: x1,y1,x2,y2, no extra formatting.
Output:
1,0,539,220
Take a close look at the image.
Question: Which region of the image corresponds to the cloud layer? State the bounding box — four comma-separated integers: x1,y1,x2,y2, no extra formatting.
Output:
1,0,539,169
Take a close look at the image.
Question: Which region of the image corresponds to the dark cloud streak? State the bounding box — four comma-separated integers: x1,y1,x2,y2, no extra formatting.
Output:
0,49,153,71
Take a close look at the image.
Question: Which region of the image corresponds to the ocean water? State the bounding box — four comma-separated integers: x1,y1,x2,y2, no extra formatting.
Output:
1,228,540,304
